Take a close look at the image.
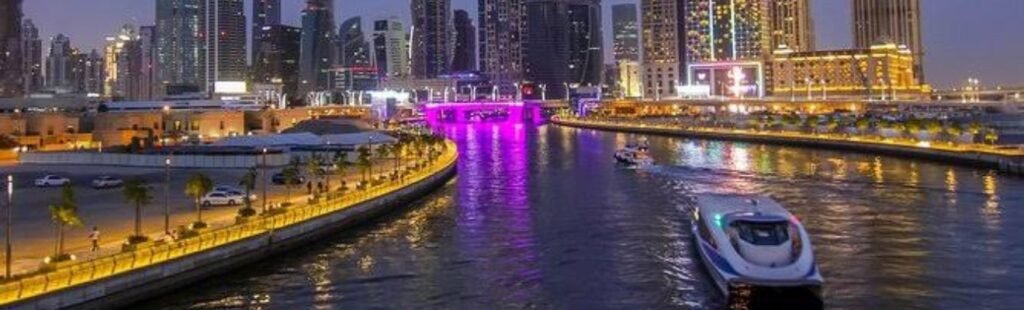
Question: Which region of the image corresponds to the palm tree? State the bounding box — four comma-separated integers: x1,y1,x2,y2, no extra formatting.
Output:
184,173,213,228
305,154,324,194
357,145,372,183
239,167,257,213
985,129,999,145
123,178,152,242
333,152,351,192
375,144,392,179
49,184,82,262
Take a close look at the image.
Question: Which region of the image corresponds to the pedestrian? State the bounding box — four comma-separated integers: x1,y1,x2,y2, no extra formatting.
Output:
89,227,100,252
317,181,324,193
307,181,313,195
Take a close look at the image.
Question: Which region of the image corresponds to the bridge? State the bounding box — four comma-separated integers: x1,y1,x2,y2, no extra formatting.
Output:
423,101,550,124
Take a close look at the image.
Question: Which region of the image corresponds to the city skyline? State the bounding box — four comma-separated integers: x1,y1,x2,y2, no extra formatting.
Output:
17,0,1024,89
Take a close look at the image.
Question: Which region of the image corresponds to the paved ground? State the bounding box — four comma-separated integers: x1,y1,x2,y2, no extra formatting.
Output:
0,159,396,275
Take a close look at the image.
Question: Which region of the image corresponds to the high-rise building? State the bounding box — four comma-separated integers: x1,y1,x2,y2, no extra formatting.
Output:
252,0,281,66
411,0,452,78
139,25,160,100
525,0,603,99
479,0,528,83
684,0,770,63
337,17,371,67
618,60,642,98
156,0,200,90
0,0,23,97
82,49,104,95
768,0,814,52
45,34,73,89
254,25,301,96
451,10,476,72
21,19,42,94
612,4,639,62
853,0,924,81
104,24,142,100
197,0,247,93
641,0,685,99
372,18,409,79
299,0,336,95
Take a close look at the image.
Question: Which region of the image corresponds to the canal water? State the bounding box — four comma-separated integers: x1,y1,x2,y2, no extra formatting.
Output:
144,123,1024,309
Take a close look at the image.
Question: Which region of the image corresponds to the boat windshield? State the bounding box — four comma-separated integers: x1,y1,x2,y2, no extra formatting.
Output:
732,220,790,246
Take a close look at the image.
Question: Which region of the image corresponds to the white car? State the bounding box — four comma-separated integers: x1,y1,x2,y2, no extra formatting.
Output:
91,176,124,189
200,191,245,207
35,175,71,187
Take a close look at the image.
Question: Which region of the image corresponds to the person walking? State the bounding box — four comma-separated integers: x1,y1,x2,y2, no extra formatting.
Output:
89,227,101,252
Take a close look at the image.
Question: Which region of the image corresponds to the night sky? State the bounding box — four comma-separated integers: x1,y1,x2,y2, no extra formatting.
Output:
23,0,1024,89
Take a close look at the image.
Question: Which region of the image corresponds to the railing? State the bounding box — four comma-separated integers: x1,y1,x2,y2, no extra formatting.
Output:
556,117,1024,157
0,141,458,305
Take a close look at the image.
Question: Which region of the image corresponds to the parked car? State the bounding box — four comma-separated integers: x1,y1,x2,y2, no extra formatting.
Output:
200,191,245,207
91,176,124,189
224,189,257,202
271,173,306,185
213,185,240,193
35,175,71,187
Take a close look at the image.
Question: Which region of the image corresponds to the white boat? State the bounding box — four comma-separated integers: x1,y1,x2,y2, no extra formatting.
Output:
691,194,824,309
614,140,654,167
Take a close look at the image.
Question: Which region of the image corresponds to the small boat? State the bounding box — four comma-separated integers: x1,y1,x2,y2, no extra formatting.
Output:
614,140,654,167
691,194,824,309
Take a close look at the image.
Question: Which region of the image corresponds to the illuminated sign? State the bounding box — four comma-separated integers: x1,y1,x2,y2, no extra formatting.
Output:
215,81,248,94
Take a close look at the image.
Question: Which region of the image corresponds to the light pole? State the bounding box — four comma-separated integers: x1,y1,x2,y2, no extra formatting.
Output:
261,148,268,213
513,83,520,101
805,78,813,100
164,157,171,233
821,79,828,101
564,82,571,101
5,175,12,279
539,84,547,101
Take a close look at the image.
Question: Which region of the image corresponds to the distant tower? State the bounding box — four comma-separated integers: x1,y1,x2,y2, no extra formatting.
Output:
478,0,528,83
197,0,247,93
338,17,371,67
525,0,603,99
252,0,281,67
372,18,409,79
21,19,42,94
768,0,814,52
156,0,200,90
853,0,924,81
254,25,301,96
451,9,476,72
104,25,141,100
411,0,452,78
139,25,160,100
612,3,639,62
641,0,686,98
46,34,73,89
0,0,23,97
299,0,336,95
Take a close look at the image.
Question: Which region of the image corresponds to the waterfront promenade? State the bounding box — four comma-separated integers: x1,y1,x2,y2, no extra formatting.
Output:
553,117,1024,174
0,141,458,308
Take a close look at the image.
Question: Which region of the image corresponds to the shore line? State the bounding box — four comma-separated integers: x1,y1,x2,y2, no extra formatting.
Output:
552,117,1024,175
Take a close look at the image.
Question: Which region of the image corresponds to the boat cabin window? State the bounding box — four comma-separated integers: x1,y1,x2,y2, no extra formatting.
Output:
731,220,790,246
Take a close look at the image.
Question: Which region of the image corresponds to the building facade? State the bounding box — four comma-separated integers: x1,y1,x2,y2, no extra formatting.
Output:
104,25,142,100
0,0,23,98
254,25,301,97
684,0,770,63
21,19,42,94
641,0,686,99
525,0,603,99
139,25,160,100
372,18,409,80
768,0,814,52
299,0,336,96
853,0,924,81
45,34,74,90
197,0,247,93
772,44,928,100
156,0,200,91
478,0,528,83
82,49,104,95
612,3,640,62
411,0,452,78
451,10,476,72
338,17,371,68
618,60,642,98
252,0,281,65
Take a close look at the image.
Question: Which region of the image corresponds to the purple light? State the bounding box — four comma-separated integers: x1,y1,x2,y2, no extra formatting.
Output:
424,101,542,125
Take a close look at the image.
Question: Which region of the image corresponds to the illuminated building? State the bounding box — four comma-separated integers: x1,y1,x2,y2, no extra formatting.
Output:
771,44,929,100
330,66,380,93
411,0,452,78
46,34,73,90
618,60,643,98
299,0,336,95
197,0,247,94
478,0,527,83
641,0,686,99
684,0,770,62
139,26,160,100
613,3,640,62
451,10,476,72
372,18,409,80
103,25,140,99
338,17,371,67
0,0,23,97
768,0,814,52
254,25,300,97
853,0,924,81
687,61,765,98
156,0,200,90
21,19,42,94
252,0,281,64
525,0,603,99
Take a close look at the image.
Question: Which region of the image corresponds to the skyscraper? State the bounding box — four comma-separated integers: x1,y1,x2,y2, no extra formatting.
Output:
768,0,814,52
338,17,371,67
21,19,42,94
372,18,409,79
139,25,160,100
252,0,281,65
254,25,301,96
104,24,142,100
526,0,603,98
684,0,770,62
82,49,104,95
641,0,685,98
45,34,73,89
451,9,476,72
156,0,199,90
0,0,23,97
853,0,924,81
299,0,336,95
612,4,639,62
197,0,247,93
479,0,528,83
411,0,452,78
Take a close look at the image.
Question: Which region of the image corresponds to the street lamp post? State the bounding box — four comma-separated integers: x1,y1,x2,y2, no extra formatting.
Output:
539,84,547,101
805,78,813,100
261,148,268,213
821,79,828,101
5,175,12,279
164,157,171,233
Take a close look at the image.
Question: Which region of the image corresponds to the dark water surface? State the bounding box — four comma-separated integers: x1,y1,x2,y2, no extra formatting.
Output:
144,124,1024,309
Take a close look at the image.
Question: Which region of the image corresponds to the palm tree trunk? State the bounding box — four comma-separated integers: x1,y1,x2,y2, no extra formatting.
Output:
196,198,203,223
56,223,64,257
135,203,142,237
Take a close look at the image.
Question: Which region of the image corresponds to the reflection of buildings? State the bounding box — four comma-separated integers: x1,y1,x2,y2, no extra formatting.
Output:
771,44,928,100
853,0,924,82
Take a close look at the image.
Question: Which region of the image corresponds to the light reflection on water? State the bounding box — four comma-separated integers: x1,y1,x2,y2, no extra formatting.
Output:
142,124,1024,310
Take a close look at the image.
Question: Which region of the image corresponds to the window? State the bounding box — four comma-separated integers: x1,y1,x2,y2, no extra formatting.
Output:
732,221,790,246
